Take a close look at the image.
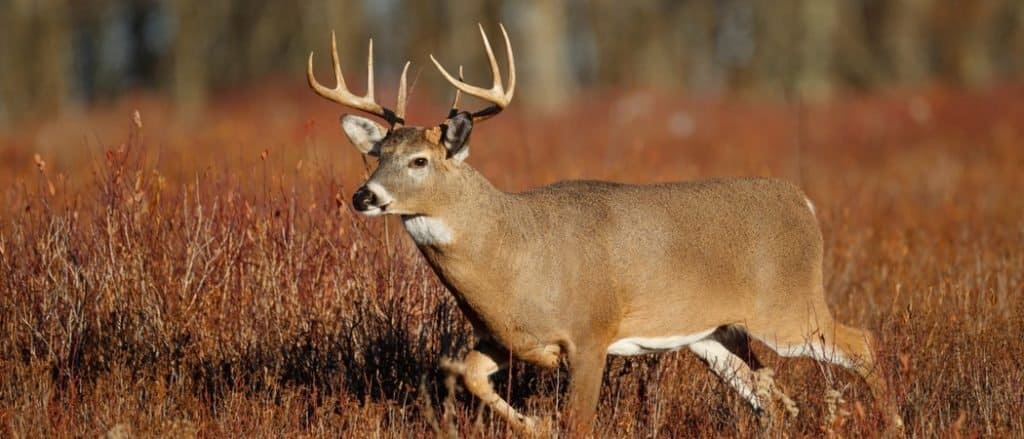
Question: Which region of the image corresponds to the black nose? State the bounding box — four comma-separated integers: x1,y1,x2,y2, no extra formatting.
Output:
352,186,377,211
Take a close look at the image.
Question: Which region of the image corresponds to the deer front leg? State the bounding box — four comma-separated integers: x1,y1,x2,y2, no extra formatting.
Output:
441,343,538,433
565,348,607,435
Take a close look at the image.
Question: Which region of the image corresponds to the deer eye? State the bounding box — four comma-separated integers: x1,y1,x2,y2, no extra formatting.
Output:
409,157,429,168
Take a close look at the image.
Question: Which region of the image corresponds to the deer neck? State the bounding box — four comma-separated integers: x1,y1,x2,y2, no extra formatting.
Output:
400,166,511,252
401,167,520,334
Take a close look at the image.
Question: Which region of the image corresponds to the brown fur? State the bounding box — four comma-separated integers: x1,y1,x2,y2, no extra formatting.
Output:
347,123,899,434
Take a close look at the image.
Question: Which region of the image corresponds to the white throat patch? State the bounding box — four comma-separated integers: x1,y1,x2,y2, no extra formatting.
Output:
402,216,454,246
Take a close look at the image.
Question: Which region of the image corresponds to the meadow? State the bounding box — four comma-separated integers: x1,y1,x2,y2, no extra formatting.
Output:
1,82,1022,437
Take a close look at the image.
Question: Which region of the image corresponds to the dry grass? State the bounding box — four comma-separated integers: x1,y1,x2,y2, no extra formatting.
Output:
1,82,1022,437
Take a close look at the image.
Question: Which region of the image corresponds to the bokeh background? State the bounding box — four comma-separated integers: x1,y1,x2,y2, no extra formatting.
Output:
2,0,1023,123
1,2,1023,437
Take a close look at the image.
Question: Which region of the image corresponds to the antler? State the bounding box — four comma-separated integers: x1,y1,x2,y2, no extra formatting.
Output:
308,31,410,126
447,65,464,119
431,24,515,123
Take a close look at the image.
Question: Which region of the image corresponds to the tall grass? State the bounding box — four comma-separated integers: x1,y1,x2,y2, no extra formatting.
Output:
1,84,1022,437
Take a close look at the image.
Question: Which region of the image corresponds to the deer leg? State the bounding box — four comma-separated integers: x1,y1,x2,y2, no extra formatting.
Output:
565,347,606,435
754,322,904,430
689,339,768,415
827,323,904,430
690,337,799,431
710,325,764,369
710,326,799,419
441,344,538,433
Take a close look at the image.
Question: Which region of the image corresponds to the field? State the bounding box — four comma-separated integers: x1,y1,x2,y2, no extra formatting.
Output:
1,82,1022,437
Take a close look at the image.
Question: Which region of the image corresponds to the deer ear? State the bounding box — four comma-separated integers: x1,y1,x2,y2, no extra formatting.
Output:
341,114,386,156
443,112,473,162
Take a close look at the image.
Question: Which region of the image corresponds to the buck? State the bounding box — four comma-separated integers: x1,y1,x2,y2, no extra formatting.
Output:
308,25,902,434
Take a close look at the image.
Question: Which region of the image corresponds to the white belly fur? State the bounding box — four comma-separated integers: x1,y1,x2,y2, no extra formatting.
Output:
607,329,716,356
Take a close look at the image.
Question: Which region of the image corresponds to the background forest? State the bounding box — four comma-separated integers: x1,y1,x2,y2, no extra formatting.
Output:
3,0,1024,123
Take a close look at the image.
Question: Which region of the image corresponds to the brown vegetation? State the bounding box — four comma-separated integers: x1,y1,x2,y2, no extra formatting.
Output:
1,83,1022,437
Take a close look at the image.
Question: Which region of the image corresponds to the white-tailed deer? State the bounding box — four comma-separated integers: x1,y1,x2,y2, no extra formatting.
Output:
308,24,902,434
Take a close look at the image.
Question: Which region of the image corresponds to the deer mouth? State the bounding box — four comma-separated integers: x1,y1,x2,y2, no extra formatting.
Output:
363,202,395,217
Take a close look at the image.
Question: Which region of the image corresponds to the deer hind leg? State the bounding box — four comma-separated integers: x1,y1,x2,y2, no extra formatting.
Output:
753,322,903,429
710,325,765,370
441,343,538,433
689,338,762,408
706,326,800,420
690,334,795,431
828,323,904,430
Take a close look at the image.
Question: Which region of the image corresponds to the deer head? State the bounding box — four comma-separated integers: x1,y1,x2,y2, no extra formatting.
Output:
307,24,514,218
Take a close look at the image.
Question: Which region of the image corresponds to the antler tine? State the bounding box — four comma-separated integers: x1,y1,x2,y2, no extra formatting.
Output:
331,31,346,91
430,23,515,123
500,23,516,103
448,66,464,119
479,24,503,92
308,31,404,126
366,39,374,101
396,61,410,123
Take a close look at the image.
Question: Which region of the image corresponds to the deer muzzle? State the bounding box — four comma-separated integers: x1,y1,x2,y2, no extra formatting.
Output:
352,186,378,212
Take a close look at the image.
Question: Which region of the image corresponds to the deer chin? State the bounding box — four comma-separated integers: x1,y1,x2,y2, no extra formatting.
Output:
360,203,410,217
358,206,385,216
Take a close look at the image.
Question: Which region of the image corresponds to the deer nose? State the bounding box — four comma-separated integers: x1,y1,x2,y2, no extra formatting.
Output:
352,186,377,211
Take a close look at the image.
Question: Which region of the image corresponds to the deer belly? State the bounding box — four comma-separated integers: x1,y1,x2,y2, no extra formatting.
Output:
606,329,715,356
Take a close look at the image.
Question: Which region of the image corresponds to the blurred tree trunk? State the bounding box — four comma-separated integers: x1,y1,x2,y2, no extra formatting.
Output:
589,1,684,89
439,0,486,104
749,0,838,99
82,1,123,99
1008,0,1024,74
244,1,303,81
300,0,367,79
634,2,683,90
588,1,632,86
298,0,370,114
749,0,800,95
955,0,999,87
679,0,722,93
519,0,574,112
407,0,444,73
881,0,933,84
0,0,71,124
36,0,72,116
172,0,231,119
796,0,838,100
936,0,999,87
833,0,885,88
172,0,208,117
0,1,29,125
